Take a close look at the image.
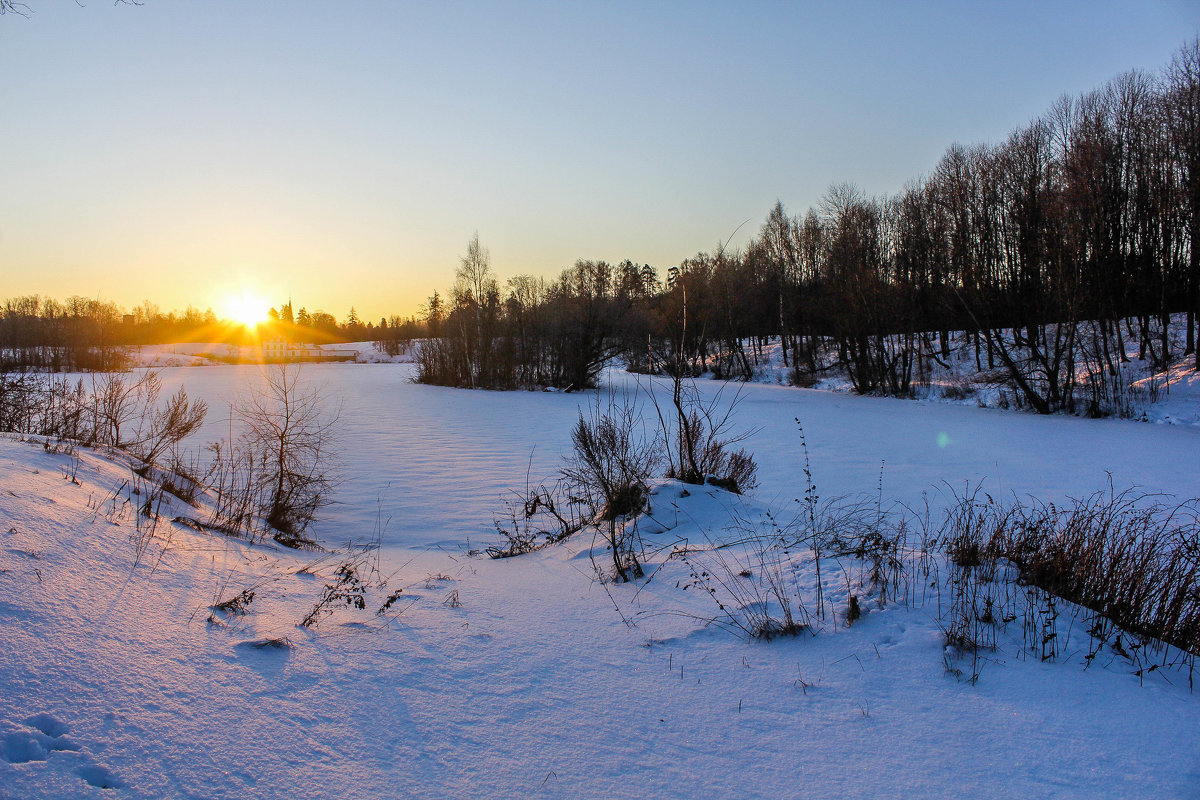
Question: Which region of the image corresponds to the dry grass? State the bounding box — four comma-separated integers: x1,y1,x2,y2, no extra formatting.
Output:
939,485,1200,664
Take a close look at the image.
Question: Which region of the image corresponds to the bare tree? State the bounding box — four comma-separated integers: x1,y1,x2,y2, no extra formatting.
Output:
90,370,161,448
235,364,339,545
451,233,500,387
456,232,494,310
1166,37,1200,367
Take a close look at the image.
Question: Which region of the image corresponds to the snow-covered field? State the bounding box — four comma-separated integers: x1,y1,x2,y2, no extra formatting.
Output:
132,327,1200,429
1,363,1198,798
131,341,414,368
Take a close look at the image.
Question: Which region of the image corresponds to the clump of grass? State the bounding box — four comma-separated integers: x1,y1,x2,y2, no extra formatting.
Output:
674,520,811,641
488,480,587,559
212,589,256,616
249,637,292,650
674,424,916,641
376,589,404,615
299,562,367,628
939,485,1200,665
846,595,861,625
155,454,206,505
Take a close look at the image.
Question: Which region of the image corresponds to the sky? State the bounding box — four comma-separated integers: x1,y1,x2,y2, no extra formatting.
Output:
2,1,1198,322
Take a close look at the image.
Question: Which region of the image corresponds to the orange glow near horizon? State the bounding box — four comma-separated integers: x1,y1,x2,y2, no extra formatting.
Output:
223,292,270,328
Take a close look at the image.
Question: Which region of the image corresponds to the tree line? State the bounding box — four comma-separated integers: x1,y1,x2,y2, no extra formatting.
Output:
416,40,1200,416
0,294,416,370
0,295,142,371
413,233,657,389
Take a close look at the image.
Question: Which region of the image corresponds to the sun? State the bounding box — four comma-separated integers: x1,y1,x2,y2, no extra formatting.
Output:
225,292,269,327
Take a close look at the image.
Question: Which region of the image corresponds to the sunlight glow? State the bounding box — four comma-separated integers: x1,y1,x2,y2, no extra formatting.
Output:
225,293,269,327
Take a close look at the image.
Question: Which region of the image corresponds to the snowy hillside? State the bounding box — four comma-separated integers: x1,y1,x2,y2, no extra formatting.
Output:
1,365,1198,798
702,330,1200,429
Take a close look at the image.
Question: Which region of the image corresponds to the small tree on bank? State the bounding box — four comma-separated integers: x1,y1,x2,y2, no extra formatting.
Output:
235,364,339,545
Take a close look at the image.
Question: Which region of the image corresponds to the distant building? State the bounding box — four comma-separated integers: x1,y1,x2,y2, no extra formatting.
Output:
261,337,356,363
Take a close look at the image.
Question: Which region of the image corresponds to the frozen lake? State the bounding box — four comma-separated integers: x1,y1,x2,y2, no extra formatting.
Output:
153,362,1200,552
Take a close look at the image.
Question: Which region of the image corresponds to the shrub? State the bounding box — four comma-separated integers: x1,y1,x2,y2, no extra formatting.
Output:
135,387,208,465
489,480,587,559
300,562,366,628
212,589,256,616
562,394,659,581
562,395,660,520
652,376,759,494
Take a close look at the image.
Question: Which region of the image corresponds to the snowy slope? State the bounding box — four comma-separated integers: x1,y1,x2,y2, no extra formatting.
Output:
1,366,1199,799
715,328,1200,429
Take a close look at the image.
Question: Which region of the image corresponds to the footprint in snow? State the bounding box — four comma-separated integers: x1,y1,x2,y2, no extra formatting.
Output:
0,713,123,790
76,763,123,789
0,714,79,763
25,713,69,738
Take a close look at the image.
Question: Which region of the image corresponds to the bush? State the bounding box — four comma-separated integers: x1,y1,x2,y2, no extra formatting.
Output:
654,376,759,494
562,394,660,581
489,480,587,559
563,395,660,520
705,449,758,495
135,387,208,465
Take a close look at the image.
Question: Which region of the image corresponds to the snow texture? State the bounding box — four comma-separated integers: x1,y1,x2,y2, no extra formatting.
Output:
1,362,1197,799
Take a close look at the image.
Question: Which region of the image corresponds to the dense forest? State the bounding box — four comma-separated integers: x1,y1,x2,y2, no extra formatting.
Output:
4,41,1198,417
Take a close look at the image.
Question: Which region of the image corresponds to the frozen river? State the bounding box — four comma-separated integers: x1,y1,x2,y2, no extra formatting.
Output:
153,362,1200,551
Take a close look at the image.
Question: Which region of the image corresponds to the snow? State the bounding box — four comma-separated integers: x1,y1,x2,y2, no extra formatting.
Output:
724,324,1200,430
130,342,254,367
1,363,1198,798
129,341,415,368
140,363,1200,551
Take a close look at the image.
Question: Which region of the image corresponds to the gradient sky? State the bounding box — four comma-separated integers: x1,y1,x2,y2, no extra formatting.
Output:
2,1,1198,322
